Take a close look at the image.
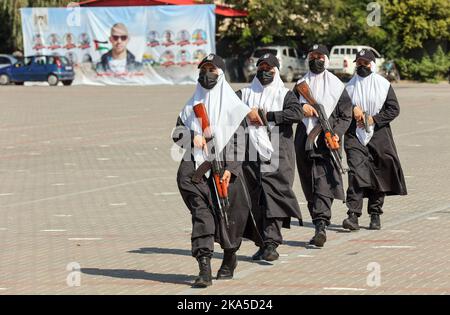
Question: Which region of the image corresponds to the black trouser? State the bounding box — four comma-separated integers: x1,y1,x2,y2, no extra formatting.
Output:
346,185,385,216
262,217,283,246
308,194,333,226
191,206,215,259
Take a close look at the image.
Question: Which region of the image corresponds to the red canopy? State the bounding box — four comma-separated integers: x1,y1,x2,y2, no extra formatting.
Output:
78,0,248,17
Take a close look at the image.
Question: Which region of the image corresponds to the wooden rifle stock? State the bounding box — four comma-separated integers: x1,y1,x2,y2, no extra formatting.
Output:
193,103,230,227
296,81,340,150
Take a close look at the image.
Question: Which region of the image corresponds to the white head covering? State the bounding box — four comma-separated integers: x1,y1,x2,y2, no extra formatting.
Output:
180,69,250,168
240,67,288,160
346,61,390,146
297,54,345,135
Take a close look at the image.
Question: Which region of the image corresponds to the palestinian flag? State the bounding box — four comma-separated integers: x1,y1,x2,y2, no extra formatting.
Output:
94,40,109,53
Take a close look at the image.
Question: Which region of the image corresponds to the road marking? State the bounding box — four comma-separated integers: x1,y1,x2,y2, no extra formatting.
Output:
110,203,127,206
68,238,102,241
372,245,415,249
99,145,110,148
54,214,72,217
280,254,288,257
153,192,178,196
106,176,119,179
323,287,366,291
5,146,15,149
97,158,111,161
297,254,314,258
52,183,66,186
407,144,422,147
426,217,439,220
64,163,76,166
1,176,172,208
0,228,8,231
135,153,147,156
41,229,67,232
0,288,7,291
29,152,41,156
0,193,13,196
385,230,410,233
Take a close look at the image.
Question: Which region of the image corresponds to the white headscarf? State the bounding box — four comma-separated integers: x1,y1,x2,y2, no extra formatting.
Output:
298,55,345,135
240,67,289,160
346,61,390,145
180,69,251,168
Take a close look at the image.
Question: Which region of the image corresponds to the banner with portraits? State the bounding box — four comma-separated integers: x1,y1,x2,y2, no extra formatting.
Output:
20,5,216,85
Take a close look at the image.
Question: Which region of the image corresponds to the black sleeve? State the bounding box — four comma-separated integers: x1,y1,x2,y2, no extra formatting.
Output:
171,116,195,149
223,119,247,176
331,89,353,139
372,86,400,128
266,91,304,124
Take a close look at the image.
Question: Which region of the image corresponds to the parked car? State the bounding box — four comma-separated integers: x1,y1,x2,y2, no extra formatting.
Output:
0,55,74,86
243,46,308,83
328,45,385,79
0,54,18,69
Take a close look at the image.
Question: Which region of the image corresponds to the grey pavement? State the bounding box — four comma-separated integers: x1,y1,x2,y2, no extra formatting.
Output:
0,82,449,294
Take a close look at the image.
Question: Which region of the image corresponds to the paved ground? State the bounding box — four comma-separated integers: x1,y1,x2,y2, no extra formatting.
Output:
0,82,449,295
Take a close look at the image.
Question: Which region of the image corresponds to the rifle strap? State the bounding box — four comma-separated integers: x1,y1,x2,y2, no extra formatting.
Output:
192,161,212,184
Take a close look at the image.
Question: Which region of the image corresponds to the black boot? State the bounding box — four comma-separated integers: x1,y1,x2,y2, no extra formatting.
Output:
369,214,381,230
192,256,212,288
217,250,237,280
262,243,279,261
252,247,265,261
342,212,360,231
311,220,327,247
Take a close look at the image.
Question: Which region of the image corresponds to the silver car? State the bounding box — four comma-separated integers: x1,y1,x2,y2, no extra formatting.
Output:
0,54,17,69
243,46,308,83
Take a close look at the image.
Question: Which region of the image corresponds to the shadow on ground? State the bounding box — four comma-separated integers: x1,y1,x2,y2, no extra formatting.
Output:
81,268,195,286
128,247,272,266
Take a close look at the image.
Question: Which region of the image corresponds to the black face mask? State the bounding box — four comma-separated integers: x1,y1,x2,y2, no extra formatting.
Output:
309,59,325,74
198,71,219,89
357,65,372,78
256,70,275,85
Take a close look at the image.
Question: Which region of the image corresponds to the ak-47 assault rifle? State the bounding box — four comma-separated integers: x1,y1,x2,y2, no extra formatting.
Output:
191,103,230,228
363,111,371,133
296,81,348,174
257,108,271,138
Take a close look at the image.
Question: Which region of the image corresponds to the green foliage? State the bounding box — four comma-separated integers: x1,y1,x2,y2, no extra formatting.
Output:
397,46,450,82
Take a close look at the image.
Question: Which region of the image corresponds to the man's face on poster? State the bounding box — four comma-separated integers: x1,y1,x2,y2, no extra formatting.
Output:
110,25,129,55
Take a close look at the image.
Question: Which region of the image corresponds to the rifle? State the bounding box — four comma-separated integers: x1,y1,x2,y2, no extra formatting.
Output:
192,103,230,228
257,108,271,138
363,111,371,133
296,81,348,174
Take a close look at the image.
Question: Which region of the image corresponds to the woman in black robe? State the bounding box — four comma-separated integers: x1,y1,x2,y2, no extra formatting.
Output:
236,53,303,262
294,44,353,247
342,49,407,231
172,54,251,288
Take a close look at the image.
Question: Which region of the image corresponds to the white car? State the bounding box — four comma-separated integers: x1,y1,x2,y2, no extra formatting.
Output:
328,45,384,78
243,46,308,83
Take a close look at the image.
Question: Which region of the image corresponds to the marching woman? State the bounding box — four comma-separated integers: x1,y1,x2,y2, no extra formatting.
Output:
237,53,303,261
294,44,352,247
342,49,407,231
172,54,251,288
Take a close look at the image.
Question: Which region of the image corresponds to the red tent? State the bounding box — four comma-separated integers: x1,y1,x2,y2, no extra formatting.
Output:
78,0,248,17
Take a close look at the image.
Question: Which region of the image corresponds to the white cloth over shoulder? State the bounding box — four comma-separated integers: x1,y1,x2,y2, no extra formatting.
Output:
179,69,251,169
298,56,345,135
346,66,391,146
241,68,289,160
